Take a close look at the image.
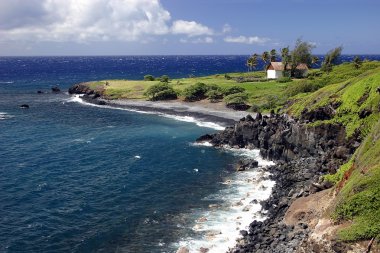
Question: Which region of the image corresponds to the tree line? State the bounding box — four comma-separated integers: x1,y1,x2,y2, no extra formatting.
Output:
247,38,347,77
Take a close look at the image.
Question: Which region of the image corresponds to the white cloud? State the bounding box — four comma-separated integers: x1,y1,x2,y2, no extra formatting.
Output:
0,0,213,43
171,20,213,37
222,24,232,34
180,37,214,44
224,35,270,45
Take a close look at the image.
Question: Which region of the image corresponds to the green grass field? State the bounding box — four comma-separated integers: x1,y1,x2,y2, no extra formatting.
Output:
86,71,293,107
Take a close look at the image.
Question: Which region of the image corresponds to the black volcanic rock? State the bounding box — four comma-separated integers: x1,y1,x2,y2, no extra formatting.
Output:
196,113,359,253
51,86,61,93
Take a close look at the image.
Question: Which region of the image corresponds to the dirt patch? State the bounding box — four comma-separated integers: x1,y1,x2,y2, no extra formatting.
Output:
284,189,334,229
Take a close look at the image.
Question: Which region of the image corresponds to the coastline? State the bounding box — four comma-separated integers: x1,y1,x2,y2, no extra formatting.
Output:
80,95,251,128
69,94,278,253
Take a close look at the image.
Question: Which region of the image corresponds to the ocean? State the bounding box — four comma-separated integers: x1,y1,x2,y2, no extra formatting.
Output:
0,55,379,253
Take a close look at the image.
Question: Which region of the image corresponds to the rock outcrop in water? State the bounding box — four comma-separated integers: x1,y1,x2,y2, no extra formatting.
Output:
68,83,107,105
196,112,359,252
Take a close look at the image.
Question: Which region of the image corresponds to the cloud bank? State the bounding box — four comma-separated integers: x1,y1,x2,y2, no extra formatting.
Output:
0,0,213,42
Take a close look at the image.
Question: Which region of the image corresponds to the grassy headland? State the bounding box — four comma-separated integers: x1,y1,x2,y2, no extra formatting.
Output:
77,60,380,244
285,61,380,243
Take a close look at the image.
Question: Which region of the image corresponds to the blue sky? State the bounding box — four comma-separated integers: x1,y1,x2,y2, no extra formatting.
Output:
0,0,378,56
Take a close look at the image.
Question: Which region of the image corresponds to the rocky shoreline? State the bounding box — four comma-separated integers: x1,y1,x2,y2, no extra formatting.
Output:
196,112,360,252
69,82,361,252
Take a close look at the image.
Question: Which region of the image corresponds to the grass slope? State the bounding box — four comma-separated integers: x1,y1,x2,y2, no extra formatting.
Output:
288,62,380,138
86,71,293,108
287,62,380,242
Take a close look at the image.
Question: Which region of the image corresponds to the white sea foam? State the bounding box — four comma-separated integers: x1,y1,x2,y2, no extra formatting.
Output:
173,147,275,253
0,112,13,120
68,95,225,130
0,81,14,84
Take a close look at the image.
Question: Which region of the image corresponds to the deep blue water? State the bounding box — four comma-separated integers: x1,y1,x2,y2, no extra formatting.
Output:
1,55,380,253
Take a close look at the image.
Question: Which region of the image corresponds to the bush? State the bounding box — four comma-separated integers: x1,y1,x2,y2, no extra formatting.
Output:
206,89,224,102
250,104,261,113
144,82,177,101
223,86,246,96
261,95,279,110
285,80,320,97
183,82,210,101
144,75,155,81
277,77,292,83
224,74,231,80
160,75,170,83
224,92,250,110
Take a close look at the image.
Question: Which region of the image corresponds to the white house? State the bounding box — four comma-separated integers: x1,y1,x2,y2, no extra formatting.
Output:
266,62,308,79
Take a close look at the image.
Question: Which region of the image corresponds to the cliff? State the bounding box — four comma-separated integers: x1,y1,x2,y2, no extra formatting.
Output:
197,66,380,252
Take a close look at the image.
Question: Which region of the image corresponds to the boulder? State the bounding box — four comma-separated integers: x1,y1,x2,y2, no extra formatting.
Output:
176,247,189,253
20,104,29,109
51,86,61,92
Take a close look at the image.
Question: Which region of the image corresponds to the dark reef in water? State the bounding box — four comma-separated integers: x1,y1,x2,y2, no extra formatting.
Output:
197,112,360,252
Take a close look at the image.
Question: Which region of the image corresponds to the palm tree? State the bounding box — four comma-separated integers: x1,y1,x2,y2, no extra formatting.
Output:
270,49,277,62
261,51,270,63
246,54,259,72
311,56,319,65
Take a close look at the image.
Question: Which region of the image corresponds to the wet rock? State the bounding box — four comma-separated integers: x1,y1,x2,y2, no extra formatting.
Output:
199,247,209,253
176,247,189,253
197,108,358,253
236,159,259,171
51,86,61,92
196,134,214,143
240,230,248,237
20,104,29,109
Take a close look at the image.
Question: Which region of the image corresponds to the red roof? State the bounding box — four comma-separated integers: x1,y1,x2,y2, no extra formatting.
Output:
266,62,308,71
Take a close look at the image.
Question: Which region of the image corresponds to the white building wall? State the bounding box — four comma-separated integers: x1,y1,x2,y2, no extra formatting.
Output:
267,70,283,79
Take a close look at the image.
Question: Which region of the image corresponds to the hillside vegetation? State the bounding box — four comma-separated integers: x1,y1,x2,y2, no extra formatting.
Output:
86,71,294,110
286,61,380,242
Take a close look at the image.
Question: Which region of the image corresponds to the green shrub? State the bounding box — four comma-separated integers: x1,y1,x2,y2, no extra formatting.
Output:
224,74,231,80
160,75,170,83
144,82,177,101
277,77,292,83
223,86,246,96
285,80,320,97
206,89,224,102
144,75,155,81
224,92,248,104
183,82,210,101
224,92,250,110
266,95,278,109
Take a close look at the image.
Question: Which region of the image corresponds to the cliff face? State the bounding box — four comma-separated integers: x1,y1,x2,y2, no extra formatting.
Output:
199,113,357,176
197,113,359,252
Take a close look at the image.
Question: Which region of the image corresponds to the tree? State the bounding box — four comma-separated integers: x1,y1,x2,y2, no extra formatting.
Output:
311,56,319,65
353,56,362,69
290,39,315,76
246,54,259,72
270,49,277,62
281,47,291,77
261,51,270,65
321,46,343,73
